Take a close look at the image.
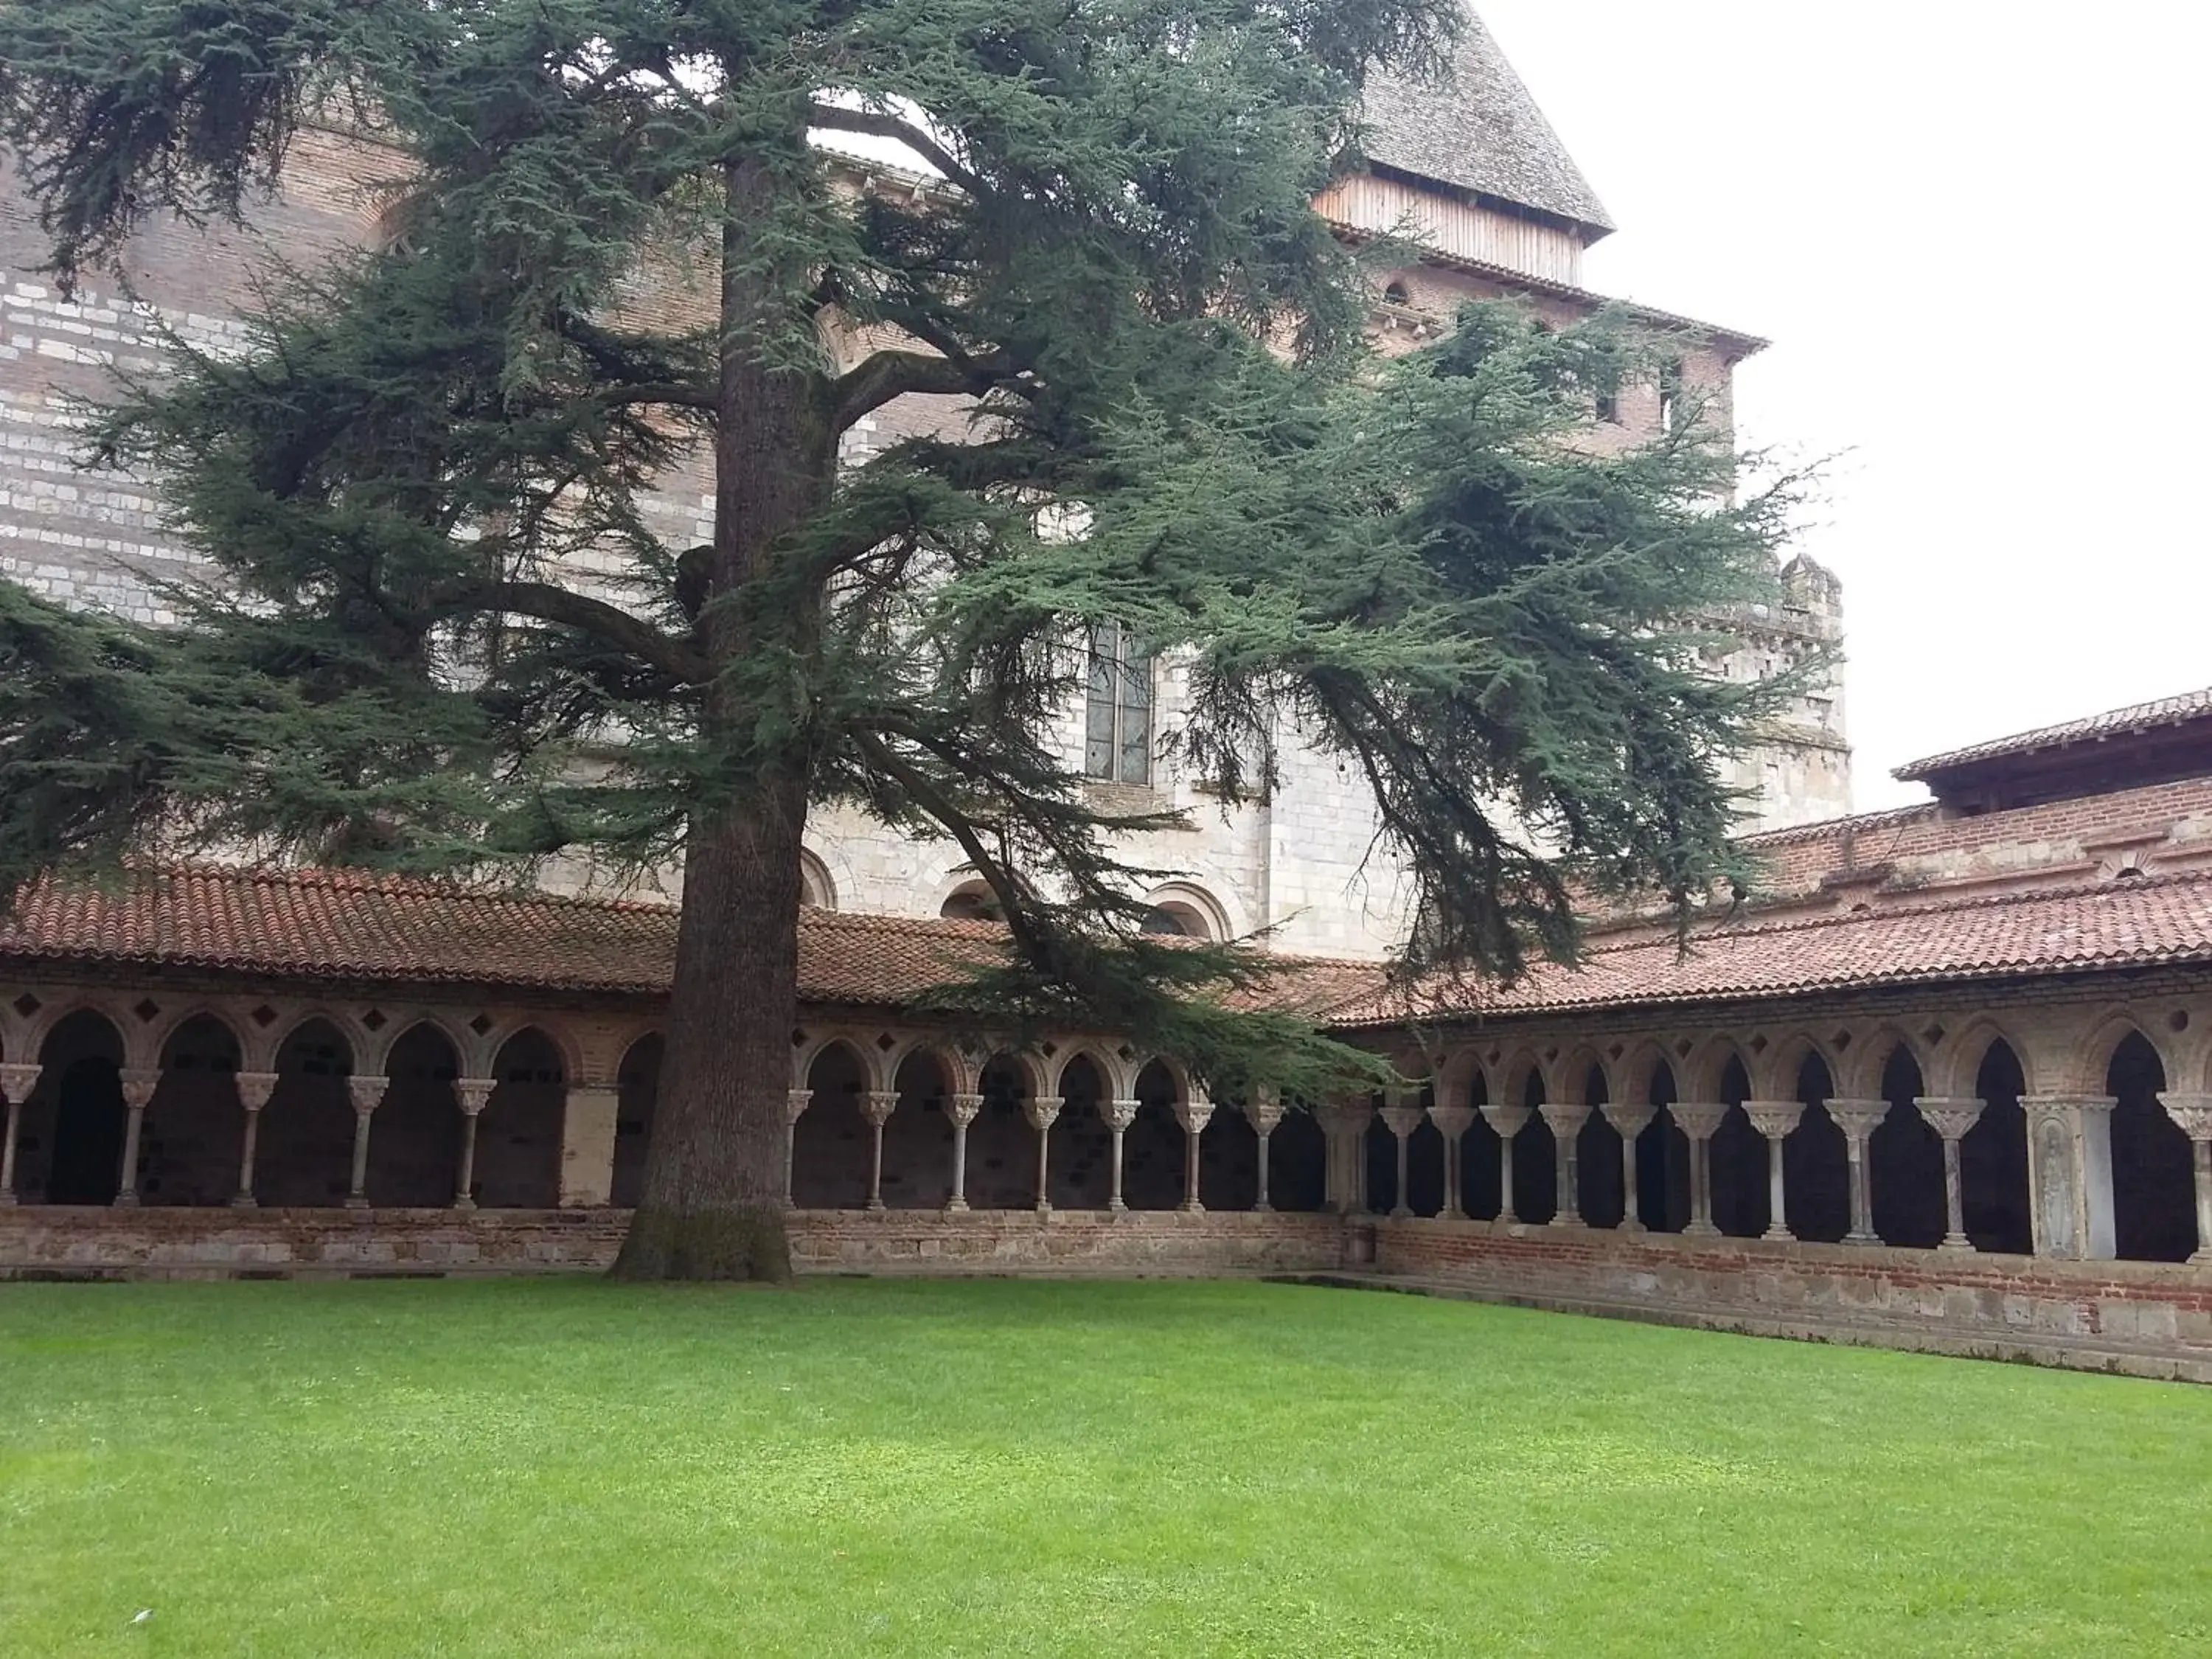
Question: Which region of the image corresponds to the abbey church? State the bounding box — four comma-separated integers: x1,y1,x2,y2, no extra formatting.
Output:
2,15,2209,1384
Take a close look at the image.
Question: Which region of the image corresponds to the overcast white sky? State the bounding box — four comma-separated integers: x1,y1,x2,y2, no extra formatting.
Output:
1477,0,2212,809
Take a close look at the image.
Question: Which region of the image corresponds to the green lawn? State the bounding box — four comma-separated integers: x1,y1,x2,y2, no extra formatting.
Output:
1,1279,2208,1657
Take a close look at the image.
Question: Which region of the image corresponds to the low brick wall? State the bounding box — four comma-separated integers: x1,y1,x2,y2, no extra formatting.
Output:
1354,1218,2212,1383
0,1206,1343,1280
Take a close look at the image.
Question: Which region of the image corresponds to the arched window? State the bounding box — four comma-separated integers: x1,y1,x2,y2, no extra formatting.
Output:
1382,277,1412,307
1085,624,1152,786
940,882,1002,923
799,849,836,910
1139,885,1226,942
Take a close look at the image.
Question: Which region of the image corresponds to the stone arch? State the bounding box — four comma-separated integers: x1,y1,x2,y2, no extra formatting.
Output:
1048,1043,1133,1102
1868,1040,1942,1248
611,1032,663,1208
1123,1057,1188,1211
1710,1050,1768,1238
1047,1051,1113,1209
967,1052,1036,1208
1784,1043,1849,1243
366,1020,464,1207
1753,1031,1841,1103
2107,1030,2194,1262
142,1012,247,1206
799,846,838,910
1571,1054,1625,1228
1929,1017,2039,1100
23,1007,129,1204
1634,1050,1690,1232
25,994,136,1068
471,1016,585,1095
1509,1054,1555,1225
1556,1047,1614,1107
257,1017,360,1208
1834,1022,1933,1101
880,1045,955,1209
936,877,1001,923
1432,1046,1489,1111
477,1026,566,1207
1679,1033,1755,1105
793,1028,886,1095
1964,1037,2032,1254
2070,1009,2171,1099
363,1009,477,1080
794,1037,872,1209
268,1007,376,1079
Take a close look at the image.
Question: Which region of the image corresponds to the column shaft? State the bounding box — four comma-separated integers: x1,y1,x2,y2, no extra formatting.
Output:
114,1105,147,1207
454,1112,483,1210
234,1110,262,1209
2193,1140,2212,1267
1254,1130,1273,1213
0,1096,19,1207
347,1110,375,1207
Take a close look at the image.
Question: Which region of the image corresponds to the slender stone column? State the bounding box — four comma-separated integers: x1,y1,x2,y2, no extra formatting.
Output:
1101,1098,1139,1214
1429,1105,1475,1218
2023,1095,2117,1260
1244,1090,1285,1213
1171,1096,1214,1213
861,1091,899,1211
451,1078,496,1211
1023,1093,1063,1212
231,1071,279,1208
1824,1098,1891,1245
0,1062,41,1207
1377,1092,1425,1219
942,1093,982,1214
1479,1102,1531,1223
1916,1096,1987,1252
2157,1093,2212,1265
556,1082,622,1207
1742,1099,1806,1241
345,1075,389,1208
1668,1102,1731,1238
114,1067,161,1207
1601,1100,1656,1234
781,1088,815,1208
1537,1101,1591,1225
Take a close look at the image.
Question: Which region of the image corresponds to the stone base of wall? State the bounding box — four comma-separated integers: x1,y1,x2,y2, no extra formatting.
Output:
0,1206,1342,1280
5,1207,2209,1385
1348,1218,2212,1384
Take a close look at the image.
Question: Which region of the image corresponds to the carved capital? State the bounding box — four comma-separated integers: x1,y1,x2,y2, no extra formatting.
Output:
1479,1102,1531,1140
0,1062,41,1103
1023,1093,1064,1134
234,1071,281,1113
1537,1101,1590,1140
1601,1099,1657,1141
117,1066,161,1111
2024,1093,2116,1129
1667,1100,1731,1141
1824,1097,1893,1139
861,1090,900,1127
1914,1096,1986,1142
1742,1099,1806,1141
1171,1097,1214,1136
455,1078,498,1117
1427,1104,1476,1141
945,1092,984,1129
2159,1091,2212,1143
347,1074,392,1115
1242,1093,1287,1137
1100,1097,1139,1133
786,1088,815,1126
1377,1103,1427,1139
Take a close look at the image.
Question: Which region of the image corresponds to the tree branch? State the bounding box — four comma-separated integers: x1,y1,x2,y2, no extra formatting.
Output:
806,103,985,198
829,346,1010,433
431,580,712,684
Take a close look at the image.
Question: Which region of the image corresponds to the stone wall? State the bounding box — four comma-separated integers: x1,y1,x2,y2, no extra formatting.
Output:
0,1206,1343,1281
1356,1217,2212,1383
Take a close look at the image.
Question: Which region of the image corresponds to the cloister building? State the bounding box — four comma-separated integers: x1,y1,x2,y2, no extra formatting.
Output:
3,687,2211,1383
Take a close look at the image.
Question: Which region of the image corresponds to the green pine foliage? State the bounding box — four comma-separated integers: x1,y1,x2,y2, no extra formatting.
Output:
0,1,1806,1123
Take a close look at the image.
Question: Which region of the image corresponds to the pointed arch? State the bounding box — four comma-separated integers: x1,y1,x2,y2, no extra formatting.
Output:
2070,1009,2168,1099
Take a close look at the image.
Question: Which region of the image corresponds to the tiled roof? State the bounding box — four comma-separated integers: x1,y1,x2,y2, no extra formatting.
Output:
1733,803,1942,850
1894,686,2212,780
0,863,1387,1015
1363,8,1614,234
0,863,1007,1002
1332,872,2212,1027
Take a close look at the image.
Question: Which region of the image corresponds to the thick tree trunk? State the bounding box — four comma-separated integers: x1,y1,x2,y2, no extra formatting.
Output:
612,150,835,1281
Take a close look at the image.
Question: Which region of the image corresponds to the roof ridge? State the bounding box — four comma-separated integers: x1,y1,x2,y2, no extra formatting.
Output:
1895,684,2212,779
1579,868,2212,959
1733,801,1943,848
148,859,683,917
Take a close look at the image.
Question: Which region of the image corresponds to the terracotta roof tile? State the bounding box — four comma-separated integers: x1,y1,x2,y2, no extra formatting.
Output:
0,863,1388,1015
1894,686,2212,780
1335,872,2212,1026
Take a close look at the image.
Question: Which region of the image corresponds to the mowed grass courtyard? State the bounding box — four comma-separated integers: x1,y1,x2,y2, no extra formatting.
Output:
1,1278,2207,1657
